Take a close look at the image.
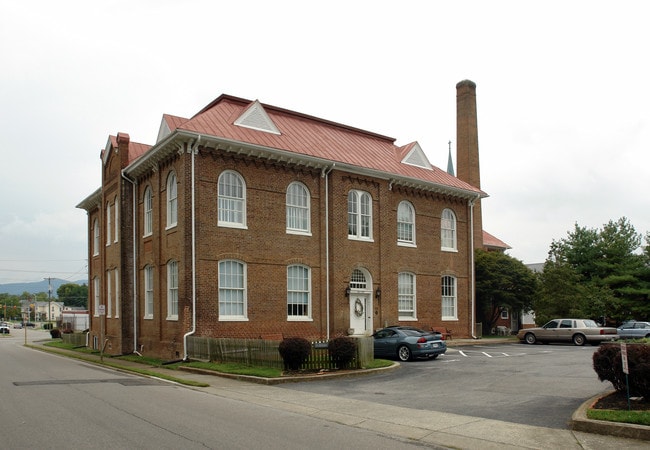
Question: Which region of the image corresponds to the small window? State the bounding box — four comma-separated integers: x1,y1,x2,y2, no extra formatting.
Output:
166,172,178,228
218,171,246,228
286,182,310,234
167,260,178,320
398,272,416,319
348,190,372,240
106,270,112,318
144,265,154,319
500,308,508,319
441,275,457,320
93,276,100,317
397,201,415,245
114,268,120,318
219,260,247,319
287,265,311,319
441,209,457,251
143,187,153,236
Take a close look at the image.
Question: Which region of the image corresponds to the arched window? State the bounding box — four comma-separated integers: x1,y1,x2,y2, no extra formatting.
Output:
167,260,178,320
287,265,311,319
218,171,246,227
166,172,178,228
441,209,457,251
441,275,457,320
350,268,368,290
286,182,310,233
93,219,100,256
218,260,247,319
143,187,153,236
348,190,372,240
397,201,415,245
398,272,416,319
144,265,154,319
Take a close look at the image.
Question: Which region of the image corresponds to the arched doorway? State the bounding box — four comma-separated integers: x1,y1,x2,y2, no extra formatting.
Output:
348,268,373,335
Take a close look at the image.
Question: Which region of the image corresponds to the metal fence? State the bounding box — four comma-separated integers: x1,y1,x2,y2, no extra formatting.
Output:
187,336,374,370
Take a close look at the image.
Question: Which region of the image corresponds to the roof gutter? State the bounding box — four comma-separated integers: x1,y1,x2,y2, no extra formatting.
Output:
321,164,335,339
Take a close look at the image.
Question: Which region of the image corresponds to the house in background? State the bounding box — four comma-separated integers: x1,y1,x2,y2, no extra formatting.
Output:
78,80,492,359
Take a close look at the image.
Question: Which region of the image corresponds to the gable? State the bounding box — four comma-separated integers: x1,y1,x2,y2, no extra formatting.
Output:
234,100,281,135
401,142,432,170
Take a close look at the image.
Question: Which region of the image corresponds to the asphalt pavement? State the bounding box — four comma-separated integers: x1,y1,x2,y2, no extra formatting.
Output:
24,335,650,449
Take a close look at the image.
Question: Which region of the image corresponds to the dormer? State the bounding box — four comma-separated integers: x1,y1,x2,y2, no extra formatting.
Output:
234,100,281,135
400,142,432,170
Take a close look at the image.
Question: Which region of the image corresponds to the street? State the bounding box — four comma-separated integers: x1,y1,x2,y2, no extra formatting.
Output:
0,331,435,449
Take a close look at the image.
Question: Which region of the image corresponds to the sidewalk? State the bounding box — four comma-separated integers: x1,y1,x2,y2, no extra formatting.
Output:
30,339,649,449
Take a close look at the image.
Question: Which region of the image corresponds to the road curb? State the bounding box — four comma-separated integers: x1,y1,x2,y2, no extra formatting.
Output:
570,391,650,441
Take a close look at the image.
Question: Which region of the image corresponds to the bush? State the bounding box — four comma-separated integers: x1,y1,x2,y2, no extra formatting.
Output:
43,323,54,330
278,337,311,371
593,343,650,399
49,328,61,339
328,336,357,369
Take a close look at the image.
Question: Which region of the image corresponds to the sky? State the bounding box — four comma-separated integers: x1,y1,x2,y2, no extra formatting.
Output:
1,0,649,284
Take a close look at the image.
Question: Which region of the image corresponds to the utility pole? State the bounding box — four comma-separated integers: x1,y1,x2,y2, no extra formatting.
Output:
45,277,52,324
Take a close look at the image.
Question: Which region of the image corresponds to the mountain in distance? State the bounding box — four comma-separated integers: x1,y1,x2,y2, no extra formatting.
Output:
0,278,87,297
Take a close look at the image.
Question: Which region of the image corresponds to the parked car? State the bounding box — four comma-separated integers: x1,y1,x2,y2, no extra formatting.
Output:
372,326,447,361
22,322,36,328
616,321,650,339
517,318,618,346
0,326,10,334
13,323,23,329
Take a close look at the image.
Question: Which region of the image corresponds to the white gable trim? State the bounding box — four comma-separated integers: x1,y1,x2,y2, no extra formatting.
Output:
401,142,432,170
234,100,281,135
157,118,172,143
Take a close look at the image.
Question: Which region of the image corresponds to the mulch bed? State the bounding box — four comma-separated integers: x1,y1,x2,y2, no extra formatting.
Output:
592,391,649,411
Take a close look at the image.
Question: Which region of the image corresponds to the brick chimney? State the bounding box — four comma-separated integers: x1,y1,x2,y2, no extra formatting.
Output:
456,80,483,249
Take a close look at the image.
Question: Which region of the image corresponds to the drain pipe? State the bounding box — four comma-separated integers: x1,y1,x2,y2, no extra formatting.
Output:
469,193,480,339
121,170,141,355
183,136,200,360
321,164,334,340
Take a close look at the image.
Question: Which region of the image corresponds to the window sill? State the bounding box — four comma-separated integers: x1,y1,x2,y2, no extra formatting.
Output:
398,316,417,321
287,317,313,322
397,242,417,248
218,222,248,230
286,229,312,237
218,317,249,322
441,247,458,253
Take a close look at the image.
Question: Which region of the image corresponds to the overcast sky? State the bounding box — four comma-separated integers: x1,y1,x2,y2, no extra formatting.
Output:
1,1,649,284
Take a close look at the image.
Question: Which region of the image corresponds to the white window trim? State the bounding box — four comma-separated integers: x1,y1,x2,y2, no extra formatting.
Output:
347,189,373,242
114,268,120,319
144,266,154,319
287,264,312,321
106,270,112,318
166,260,178,321
441,275,458,320
143,187,153,237
398,272,417,321
93,219,100,256
114,196,119,243
218,260,249,321
218,170,247,229
166,172,178,229
286,182,312,236
106,202,111,246
397,201,416,247
93,277,100,317
441,208,458,252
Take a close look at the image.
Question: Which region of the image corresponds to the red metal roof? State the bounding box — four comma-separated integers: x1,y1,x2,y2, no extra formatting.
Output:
483,230,511,250
167,95,484,195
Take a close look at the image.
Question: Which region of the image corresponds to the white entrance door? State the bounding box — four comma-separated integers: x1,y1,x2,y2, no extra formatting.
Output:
349,293,372,335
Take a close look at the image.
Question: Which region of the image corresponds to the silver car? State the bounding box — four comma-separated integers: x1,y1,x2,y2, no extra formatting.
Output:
616,321,650,339
517,318,618,346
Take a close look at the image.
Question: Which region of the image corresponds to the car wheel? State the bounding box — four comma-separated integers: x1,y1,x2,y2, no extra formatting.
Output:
572,334,586,346
524,333,536,344
397,345,412,361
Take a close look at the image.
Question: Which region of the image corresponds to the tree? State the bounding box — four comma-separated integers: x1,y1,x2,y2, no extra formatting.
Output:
474,249,539,333
538,217,650,324
57,283,88,308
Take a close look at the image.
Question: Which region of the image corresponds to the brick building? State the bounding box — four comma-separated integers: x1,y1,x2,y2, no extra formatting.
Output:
77,80,489,359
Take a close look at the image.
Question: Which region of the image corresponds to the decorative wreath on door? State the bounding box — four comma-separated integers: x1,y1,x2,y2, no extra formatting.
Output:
354,298,364,317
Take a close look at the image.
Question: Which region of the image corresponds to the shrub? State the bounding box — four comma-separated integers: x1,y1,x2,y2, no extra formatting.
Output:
43,323,54,330
49,328,62,339
278,337,311,371
328,336,357,369
593,343,650,399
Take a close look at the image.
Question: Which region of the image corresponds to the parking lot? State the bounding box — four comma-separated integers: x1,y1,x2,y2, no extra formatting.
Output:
279,342,611,429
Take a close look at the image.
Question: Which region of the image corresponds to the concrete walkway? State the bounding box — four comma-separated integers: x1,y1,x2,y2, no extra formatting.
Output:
30,339,650,449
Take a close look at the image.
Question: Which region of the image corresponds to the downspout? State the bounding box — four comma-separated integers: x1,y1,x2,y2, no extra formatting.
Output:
321,164,334,340
469,193,481,339
183,136,200,360
120,170,140,355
